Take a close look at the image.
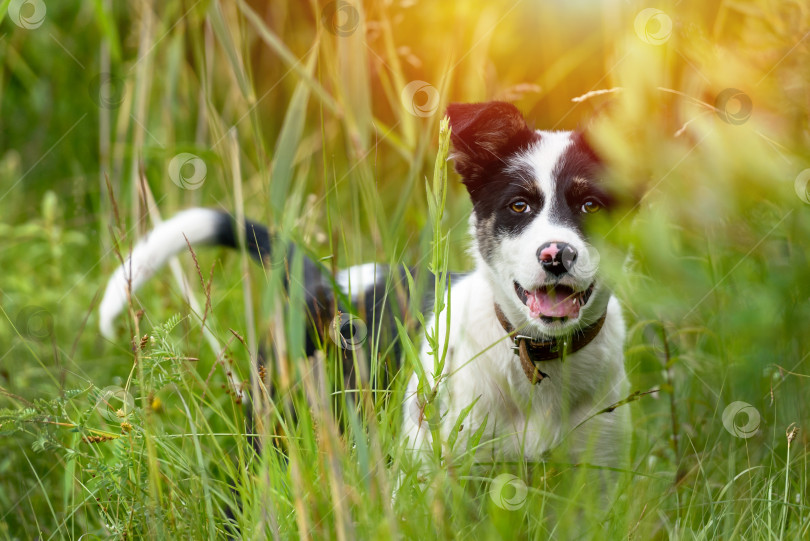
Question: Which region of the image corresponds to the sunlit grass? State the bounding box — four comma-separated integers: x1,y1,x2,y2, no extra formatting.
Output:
1,0,809,538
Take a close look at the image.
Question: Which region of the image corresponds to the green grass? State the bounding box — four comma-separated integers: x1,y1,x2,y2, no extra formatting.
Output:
1,0,810,538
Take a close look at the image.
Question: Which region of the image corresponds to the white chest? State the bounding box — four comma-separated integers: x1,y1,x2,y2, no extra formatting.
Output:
403,271,628,463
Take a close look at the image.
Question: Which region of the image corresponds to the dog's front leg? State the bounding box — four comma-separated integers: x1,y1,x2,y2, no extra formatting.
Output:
563,382,632,516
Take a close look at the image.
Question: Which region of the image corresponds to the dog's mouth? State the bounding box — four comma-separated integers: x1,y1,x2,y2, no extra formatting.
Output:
514,281,595,321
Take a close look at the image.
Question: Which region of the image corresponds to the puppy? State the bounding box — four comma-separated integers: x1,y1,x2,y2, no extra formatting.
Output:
401,102,630,472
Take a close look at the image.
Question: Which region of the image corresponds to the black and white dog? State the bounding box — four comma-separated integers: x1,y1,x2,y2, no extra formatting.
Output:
401,102,629,469
99,101,629,469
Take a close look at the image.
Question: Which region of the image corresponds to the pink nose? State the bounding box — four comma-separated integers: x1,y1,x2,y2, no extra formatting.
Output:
537,241,577,276
538,243,560,262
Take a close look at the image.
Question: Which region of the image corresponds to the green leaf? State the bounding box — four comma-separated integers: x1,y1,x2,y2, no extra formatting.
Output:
467,413,489,454
448,395,480,452
269,50,318,216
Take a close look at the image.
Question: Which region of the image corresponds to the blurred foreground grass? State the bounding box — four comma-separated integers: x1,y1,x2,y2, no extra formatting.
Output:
1,0,810,538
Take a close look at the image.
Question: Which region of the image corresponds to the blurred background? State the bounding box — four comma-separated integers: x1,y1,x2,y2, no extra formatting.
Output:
1,0,809,538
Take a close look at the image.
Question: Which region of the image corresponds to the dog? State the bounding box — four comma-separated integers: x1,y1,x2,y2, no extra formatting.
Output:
400,101,630,473
98,100,629,473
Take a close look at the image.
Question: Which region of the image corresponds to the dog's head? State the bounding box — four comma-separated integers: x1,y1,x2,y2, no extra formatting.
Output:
447,101,614,337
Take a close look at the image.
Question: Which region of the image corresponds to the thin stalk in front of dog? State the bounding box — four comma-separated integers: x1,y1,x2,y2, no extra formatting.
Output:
423,116,452,460
429,116,452,376
566,387,660,436
780,424,799,540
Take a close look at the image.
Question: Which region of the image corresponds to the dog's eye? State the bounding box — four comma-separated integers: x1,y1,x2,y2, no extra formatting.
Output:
509,200,529,213
581,199,602,214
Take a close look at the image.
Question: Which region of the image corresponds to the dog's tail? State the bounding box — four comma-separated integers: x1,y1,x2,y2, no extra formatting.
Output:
99,208,275,339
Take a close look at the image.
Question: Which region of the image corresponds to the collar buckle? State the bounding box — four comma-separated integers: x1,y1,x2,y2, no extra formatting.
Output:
511,334,532,355
494,303,608,385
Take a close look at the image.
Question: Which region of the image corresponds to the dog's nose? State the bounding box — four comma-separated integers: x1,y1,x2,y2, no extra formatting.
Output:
537,242,577,276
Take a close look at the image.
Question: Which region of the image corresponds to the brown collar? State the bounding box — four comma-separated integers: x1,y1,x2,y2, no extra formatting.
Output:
494,304,608,385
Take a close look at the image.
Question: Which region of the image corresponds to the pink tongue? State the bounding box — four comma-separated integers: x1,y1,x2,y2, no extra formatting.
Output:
526,289,581,319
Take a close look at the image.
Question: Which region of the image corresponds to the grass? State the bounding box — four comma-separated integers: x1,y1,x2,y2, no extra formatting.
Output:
1,0,810,538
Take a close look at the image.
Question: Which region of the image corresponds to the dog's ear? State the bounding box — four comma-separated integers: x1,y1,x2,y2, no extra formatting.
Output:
446,101,535,182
